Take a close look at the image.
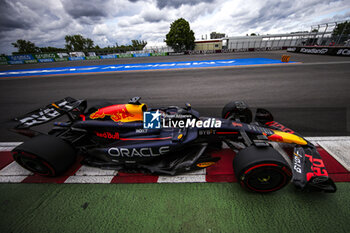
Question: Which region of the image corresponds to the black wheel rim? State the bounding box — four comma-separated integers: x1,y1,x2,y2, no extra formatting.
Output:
14,152,52,175
244,166,287,192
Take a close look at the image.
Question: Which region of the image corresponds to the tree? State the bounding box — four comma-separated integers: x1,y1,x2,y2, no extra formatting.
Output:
64,35,94,51
11,39,39,53
131,40,147,50
333,21,350,35
250,33,257,36
165,18,195,52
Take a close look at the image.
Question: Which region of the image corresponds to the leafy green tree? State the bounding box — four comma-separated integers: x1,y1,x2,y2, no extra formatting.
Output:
131,40,147,50
250,33,257,36
333,21,350,35
11,39,39,53
165,18,195,52
65,35,94,51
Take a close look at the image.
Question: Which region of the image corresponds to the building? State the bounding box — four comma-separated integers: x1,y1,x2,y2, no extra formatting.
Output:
194,39,223,51
210,32,226,39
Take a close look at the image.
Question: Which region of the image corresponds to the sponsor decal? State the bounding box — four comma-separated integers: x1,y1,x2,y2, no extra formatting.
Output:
133,53,150,57
108,146,170,157
38,58,54,63
118,53,133,58
300,48,328,54
95,131,119,140
0,61,8,65
68,57,85,61
35,54,56,59
198,129,216,135
55,58,68,62
100,54,118,59
293,151,302,174
24,60,38,64
336,49,350,56
7,54,34,61
151,52,167,56
304,153,328,181
8,60,24,65
86,56,100,60
18,100,73,127
90,104,134,122
265,121,295,134
287,47,296,52
0,56,7,62
136,129,148,133
168,52,185,56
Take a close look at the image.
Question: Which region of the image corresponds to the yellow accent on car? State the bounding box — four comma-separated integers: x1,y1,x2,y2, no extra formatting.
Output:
178,134,183,139
272,130,307,145
52,103,59,109
196,162,216,168
123,103,147,122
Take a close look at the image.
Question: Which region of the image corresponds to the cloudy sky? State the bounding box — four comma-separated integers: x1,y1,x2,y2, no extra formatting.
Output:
0,0,349,54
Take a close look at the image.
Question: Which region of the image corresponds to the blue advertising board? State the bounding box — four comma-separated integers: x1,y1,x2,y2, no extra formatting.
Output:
68,57,85,61
100,55,118,59
133,53,150,57
7,54,35,61
38,58,54,63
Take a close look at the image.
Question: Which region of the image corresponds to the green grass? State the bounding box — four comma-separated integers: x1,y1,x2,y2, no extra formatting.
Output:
0,183,349,233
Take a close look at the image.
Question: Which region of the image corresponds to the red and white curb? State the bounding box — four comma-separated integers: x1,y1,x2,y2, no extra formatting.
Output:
0,137,349,184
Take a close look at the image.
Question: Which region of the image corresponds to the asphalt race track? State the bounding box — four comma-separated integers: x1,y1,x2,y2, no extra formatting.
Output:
0,50,349,141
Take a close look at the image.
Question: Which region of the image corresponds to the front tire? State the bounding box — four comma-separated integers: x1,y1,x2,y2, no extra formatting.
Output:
233,145,292,193
12,135,76,176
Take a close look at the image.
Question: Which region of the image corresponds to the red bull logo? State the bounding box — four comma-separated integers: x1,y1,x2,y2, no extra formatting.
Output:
95,131,120,140
90,104,134,122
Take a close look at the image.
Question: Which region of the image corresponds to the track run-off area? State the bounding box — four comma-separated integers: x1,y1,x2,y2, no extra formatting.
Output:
0,51,349,233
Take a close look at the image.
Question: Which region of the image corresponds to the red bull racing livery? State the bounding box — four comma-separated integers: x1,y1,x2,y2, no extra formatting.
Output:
10,97,336,193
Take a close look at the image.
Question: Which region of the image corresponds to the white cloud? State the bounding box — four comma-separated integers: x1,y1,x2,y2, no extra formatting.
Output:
0,0,349,54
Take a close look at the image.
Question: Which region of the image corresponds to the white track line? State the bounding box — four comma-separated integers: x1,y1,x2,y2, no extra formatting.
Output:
158,169,206,183
317,140,350,172
0,161,32,183
64,175,116,183
64,165,117,183
0,161,32,176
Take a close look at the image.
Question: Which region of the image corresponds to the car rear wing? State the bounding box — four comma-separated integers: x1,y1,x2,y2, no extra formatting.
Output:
13,97,86,129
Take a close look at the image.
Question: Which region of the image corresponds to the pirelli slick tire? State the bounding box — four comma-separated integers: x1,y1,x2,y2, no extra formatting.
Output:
233,145,292,193
12,135,76,177
222,101,252,123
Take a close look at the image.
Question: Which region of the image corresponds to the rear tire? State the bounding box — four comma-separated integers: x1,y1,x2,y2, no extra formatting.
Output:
12,135,76,176
233,145,292,193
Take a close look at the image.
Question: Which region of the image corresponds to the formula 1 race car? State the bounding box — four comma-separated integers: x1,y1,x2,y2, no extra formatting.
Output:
11,97,336,193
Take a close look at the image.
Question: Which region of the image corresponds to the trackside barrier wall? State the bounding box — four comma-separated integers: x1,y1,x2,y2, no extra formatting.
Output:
85,56,100,60
68,57,85,61
100,55,118,59
55,58,68,62
38,58,54,63
118,54,133,58
151,52,167,56
133,53,150,57
287,47,350,56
